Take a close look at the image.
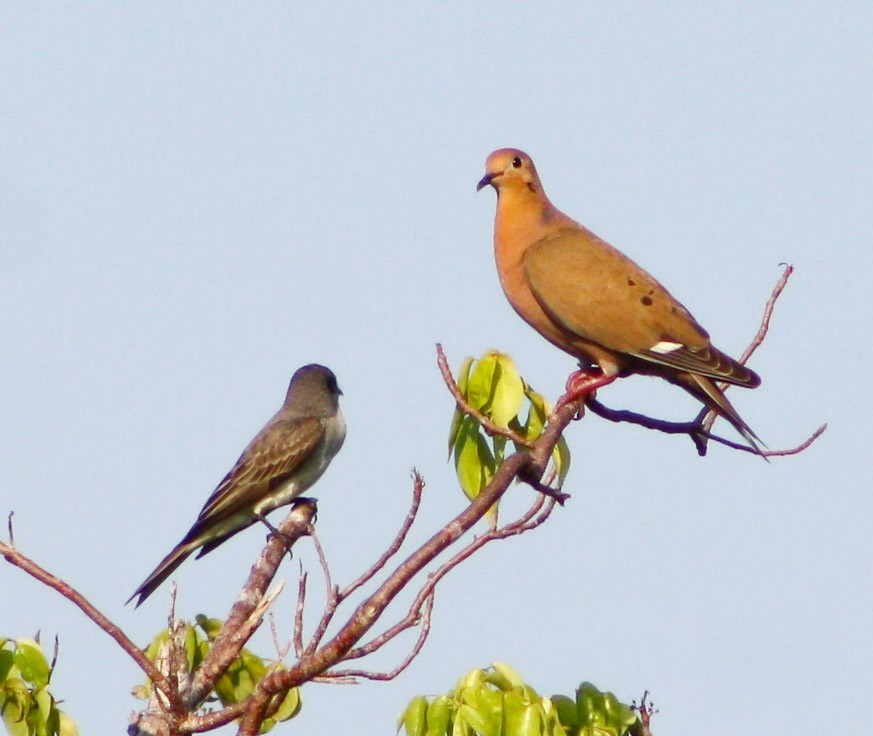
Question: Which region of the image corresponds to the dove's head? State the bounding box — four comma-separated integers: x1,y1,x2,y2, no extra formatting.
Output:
477,148,541,194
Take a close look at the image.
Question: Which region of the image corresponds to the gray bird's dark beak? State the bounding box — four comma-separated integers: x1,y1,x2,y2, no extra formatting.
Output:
476,173,494,191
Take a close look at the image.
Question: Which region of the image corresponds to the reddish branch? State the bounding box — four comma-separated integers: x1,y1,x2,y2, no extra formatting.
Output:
0,527,184,715
183,499,316,707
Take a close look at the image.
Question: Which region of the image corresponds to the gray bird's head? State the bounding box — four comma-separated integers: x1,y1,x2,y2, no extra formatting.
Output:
285,364,342,415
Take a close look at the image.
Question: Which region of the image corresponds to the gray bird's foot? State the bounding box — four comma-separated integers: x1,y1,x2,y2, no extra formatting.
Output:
255,513,296,557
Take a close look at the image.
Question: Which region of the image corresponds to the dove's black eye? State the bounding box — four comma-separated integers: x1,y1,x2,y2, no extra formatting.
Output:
511,156,523,168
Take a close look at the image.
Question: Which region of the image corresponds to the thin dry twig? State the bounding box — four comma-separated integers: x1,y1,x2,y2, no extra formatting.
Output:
303,526,341,657
343,485,557,664
298,472,428,660
268,611,293,664
633,690,657,736
738,263,794,366
699,263,792,441
0,539,184,714
320,592,436,683
293,566,308,658
340,471,425,599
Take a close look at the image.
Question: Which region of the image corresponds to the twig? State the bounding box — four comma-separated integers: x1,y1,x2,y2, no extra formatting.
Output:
762,423,828,457
0,539,184,714
268,611,293,663
340,470,425,599
303,526,340,657
50,635,60,674
739,263,793,366
293,566,308,658
699,263,792,441
320,592,435,682
343,488,556,663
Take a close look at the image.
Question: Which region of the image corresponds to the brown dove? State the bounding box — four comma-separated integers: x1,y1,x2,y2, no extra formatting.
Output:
477,147,762,453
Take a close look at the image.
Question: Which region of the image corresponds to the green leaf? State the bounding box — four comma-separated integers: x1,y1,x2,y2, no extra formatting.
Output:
2,708,28,736
239,649,267,680
12,641,50,687
551,694,578,729
450,713,469,736
487,662,524,691
58,710,80,736
488,355,525,429
466,354,498,412
453,418,496,502
0,646,16,680
602,690,637,732
456,667,484,691
471,686,503,728
143,629,170,662
183,623,199,671
448,357,475,456
457,703,495,736
576,682,612,730
195,614,224,640
403,696,428,736
34,684,55,723
506,701,543,736
522,387,548,442
425,696,452,736
553,435,571,486
271,685,300,722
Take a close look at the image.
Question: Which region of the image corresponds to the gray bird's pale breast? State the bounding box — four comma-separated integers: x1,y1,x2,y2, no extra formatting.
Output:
252,409,346,516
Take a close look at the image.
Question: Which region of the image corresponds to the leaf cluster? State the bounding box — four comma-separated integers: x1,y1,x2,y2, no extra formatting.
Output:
133,616,300,732
399,663,642,736
448,352,570,524
0,638,78,736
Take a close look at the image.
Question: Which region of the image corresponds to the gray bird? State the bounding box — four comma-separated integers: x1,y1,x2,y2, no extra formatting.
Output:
129,364,345,607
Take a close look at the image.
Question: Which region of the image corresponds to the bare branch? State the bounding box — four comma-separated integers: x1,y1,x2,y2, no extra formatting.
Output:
302,526,341,657
340,470,425,599
321,592,435,683
738,263,794,366
699,263,793,442
343,489,557,665
293,566,308,658
762,423,828,457
268,611,293,664
0,538,184,714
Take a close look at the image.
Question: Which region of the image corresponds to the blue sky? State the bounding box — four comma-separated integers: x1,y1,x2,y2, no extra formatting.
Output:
2,4,871,734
